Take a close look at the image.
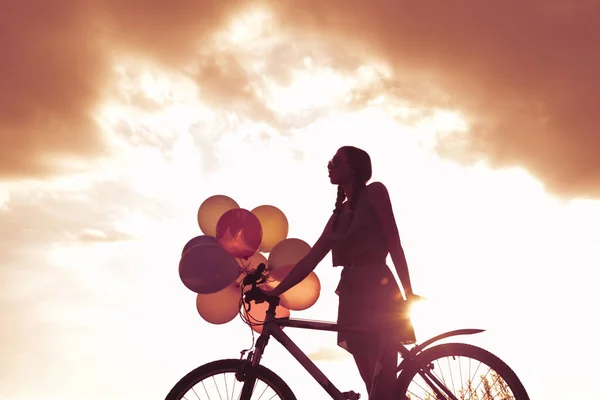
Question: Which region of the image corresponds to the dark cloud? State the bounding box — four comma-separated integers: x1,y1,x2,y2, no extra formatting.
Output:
271,1,600,197
0,1,110,178
0,0,243,179
194,50,275,124
3,1,599,197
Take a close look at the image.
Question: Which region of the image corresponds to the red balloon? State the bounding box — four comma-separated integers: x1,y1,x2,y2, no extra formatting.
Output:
216,208,263,259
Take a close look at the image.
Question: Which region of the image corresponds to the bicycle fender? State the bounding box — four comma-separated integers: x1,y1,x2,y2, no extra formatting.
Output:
396,329,485,372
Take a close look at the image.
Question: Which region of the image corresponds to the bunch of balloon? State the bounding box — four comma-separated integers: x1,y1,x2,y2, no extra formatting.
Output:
179,194,322,331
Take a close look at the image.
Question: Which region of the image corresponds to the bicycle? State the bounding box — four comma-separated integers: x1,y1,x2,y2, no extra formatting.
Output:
165,263,530,399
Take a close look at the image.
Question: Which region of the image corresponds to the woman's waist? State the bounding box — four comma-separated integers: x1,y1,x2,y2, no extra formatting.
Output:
332,250,387,268
336,262,395,291
338,259,387,268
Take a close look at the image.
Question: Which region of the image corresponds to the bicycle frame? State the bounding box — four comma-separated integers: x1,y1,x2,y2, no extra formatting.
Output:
245,301,485,400
250,316,348,400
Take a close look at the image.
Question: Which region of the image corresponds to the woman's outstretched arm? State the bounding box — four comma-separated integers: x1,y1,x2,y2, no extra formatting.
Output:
268,214,335,297
368,182,414,298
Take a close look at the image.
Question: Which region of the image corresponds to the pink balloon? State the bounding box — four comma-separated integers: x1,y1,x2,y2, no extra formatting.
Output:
179,243,240,294
216,208,263,259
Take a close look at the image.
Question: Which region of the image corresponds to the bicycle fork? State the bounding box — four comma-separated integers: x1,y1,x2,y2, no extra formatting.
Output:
411,361,460,400
237,322,272,398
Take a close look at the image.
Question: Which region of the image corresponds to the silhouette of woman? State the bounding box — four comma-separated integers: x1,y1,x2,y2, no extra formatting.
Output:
262,146,417,399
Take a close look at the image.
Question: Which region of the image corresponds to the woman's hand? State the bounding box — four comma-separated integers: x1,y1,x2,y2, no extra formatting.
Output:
406,293,425,303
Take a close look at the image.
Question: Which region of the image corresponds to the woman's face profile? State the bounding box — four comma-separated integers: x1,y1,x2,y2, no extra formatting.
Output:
328,149,353,185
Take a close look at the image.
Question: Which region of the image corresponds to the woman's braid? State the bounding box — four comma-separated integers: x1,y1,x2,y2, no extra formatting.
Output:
346,175,366,226
332,185,346,231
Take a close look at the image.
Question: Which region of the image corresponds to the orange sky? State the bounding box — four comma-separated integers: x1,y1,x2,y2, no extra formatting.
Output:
1,2,599,399
3,1,600,196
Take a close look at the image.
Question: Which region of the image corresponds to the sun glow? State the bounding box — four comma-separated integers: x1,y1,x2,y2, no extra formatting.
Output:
225,7,273,44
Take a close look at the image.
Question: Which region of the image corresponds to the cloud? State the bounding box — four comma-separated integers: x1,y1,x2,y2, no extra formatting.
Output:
78,228,137,243
307,345,350,362
270,1,600,197
0,1,109,178
0,0,245,179
0,177,168,272
0,169,183,397
3,1,599,197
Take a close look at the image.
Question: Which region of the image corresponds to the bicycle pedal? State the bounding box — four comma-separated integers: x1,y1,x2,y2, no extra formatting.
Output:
342,391,360,400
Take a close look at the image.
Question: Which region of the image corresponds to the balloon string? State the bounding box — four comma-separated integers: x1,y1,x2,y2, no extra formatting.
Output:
238,282,261,356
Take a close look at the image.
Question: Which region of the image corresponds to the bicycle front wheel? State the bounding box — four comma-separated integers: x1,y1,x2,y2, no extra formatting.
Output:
165,358,296,400
395,343,529,400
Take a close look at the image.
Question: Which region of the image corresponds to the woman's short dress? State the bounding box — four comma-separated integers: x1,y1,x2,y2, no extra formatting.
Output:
331,184,416,354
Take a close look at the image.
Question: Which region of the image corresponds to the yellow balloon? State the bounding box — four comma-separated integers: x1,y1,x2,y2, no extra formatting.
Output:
267,238,311,270
197,195,239,237
267,266,321,311
196,282,243,324
251,205,289,253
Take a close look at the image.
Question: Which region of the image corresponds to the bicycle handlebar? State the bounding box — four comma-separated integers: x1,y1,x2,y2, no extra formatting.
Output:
241,263,280,306
242,262,267,286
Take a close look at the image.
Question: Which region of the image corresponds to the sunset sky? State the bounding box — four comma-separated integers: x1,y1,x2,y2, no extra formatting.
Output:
1,2,599,399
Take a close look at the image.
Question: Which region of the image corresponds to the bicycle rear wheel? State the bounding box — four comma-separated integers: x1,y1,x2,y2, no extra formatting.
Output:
165,358,296,400
395,343,529,399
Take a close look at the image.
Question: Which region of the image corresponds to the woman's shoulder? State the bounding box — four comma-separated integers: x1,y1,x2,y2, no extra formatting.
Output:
365,181,389,196
365,181,391,207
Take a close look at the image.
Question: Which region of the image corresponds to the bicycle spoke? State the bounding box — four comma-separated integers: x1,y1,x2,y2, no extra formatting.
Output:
469,366,492,398
173,370,288,399
192,386,201,400
403,350,520,400
458,356,463,397
407,377,433,399
447,356,455,395
201,379,210,399
230,373,237,400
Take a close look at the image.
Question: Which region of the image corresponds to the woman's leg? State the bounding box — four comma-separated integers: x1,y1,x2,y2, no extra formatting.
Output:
352,348,377,395
351,336,397,400
370,345,397,400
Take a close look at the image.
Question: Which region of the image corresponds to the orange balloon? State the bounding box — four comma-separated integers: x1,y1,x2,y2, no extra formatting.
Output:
243,300,290,334
267,266,321,311
267,238,311,270
197,195,239,237
251,205,289,253
196,282,243,324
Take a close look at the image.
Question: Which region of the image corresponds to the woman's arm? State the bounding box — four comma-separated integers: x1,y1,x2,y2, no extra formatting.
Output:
269,214,335,297
367,182,414,298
